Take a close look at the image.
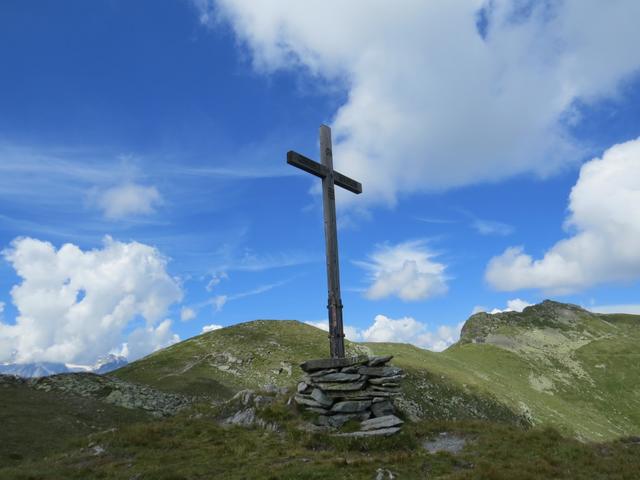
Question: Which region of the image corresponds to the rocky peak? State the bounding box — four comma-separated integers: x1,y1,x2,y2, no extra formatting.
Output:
458,300,594,345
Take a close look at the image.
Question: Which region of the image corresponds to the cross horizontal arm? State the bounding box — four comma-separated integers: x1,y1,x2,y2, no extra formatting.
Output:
287,151,327,178
333,171,362,194
287,151,362,195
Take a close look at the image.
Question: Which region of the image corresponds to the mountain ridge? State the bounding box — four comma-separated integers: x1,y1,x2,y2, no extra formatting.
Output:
0,354,128,378
108,300,640,440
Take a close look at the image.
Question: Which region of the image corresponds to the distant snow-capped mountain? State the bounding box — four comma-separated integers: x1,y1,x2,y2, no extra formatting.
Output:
0,362,71,378
92,354,129,374
0,355,128,378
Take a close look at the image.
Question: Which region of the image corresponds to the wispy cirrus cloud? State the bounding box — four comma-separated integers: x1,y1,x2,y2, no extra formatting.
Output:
195,277,296,314
211,249,317,274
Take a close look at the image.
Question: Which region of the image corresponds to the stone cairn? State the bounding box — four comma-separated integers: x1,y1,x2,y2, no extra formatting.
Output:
294,355,405,436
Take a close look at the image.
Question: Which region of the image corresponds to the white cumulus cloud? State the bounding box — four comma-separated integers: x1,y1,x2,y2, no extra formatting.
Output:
361,315,462,352
202,0,640,205
202,323,223,333
303,320,360,341
93,182,162,220
473,298,532,315
119,319,180,361
0,237,183,364
305,316,460,351
356,240,447,301
486,138,640,293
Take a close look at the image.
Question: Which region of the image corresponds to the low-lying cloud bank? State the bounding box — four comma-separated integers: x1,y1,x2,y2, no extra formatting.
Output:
306,315,462,352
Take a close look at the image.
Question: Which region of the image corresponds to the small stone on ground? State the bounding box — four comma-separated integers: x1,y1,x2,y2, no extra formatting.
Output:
423,432,468,454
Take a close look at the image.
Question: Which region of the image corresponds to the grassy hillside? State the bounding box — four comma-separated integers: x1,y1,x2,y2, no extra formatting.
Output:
4,413,640,479
3,300,640,478
0,376,149,468
113,301,640,441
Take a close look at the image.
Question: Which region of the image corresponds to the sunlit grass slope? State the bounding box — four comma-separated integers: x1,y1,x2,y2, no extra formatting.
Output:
113,301,640,440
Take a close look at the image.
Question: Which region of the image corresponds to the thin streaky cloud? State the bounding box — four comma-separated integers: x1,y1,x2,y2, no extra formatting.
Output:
415,217,457,225
456,208,514,236
196,276,298,311
172,165,295,179
588,304,640,315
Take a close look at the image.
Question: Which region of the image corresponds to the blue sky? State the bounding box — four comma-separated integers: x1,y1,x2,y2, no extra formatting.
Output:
1,1,639,364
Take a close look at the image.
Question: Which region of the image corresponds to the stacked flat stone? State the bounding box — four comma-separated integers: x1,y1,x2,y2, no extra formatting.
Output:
294,355,405,436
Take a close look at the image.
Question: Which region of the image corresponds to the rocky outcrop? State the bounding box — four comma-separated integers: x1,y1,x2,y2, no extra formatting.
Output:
25,373,190,416
295,355,405,435
459,300,595,344
219,389,282,431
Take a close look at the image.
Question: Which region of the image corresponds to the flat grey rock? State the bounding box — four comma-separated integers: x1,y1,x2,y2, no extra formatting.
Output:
306,406,330,415
316,381,366,391
294,394,324,408
309,368,338,377
371,399,395,417
360,414,404,431
300,356,368,372
310,388,334,407
336,427,401,437
363,389,401,397
423,433,468,454
312,372,362,382
331,399,372,413
315,411,370,428
340,366,359,373
368,355,393,367
297,381,310,393
326,389,398,399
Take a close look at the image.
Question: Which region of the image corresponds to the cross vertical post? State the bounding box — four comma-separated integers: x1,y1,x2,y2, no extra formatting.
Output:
320,125,345,358
286,125,362,358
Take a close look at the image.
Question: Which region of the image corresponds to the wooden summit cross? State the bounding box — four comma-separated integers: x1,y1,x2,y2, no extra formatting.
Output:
287,125,362,359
